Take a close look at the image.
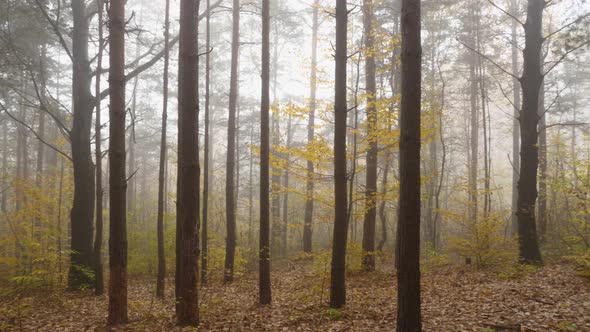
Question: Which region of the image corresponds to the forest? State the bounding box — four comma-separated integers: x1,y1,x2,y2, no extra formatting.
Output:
0,0,589,330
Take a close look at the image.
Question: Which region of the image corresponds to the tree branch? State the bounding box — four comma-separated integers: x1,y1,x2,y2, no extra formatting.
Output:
456,38,520,80
0,104,72,162
34,0,73,62
543,40,590,76
487,0,524,26
543,12,590,41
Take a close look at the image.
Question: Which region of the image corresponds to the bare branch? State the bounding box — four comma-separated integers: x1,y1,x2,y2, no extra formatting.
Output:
0,104,72,162
541,122,590,132
456,38,520,80
544,12,590,41
487,0,524,26
543,41,590,75
34,0,73,62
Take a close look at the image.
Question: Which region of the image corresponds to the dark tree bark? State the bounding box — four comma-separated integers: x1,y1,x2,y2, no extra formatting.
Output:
396,0,422,330
156,0,171,299
330,0,348,309
201,0,211,287
224,0,239,284
303,0,319,254
362,0,377,272
93,0,105,296
69,0,96,290
107,0,128,325
259,0,272,306
175,0,200,325
516,0,543,265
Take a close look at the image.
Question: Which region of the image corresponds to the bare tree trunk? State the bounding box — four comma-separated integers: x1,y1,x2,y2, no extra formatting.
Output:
281,115,292,257
362,0,377,272
271,4,282,256
330,0,348,309
303,0,319,253
107,0,128,324
538,79,547,240
248,125,254,247
468,4,479,226
93,0,105,296
1,118,7,213
510,0,521,236
396,0,422,329
201,0,211,287
156,0,171,298
127,40,140,218
69,0,96,290
224,0,239,284
516,0,543,265
175,0,201,325
259,0,272,306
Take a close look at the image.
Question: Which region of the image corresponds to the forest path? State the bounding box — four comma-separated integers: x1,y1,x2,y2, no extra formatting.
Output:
1,263,588,331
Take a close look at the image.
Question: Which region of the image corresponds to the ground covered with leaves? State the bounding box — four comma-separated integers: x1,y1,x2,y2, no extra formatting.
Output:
1,263,589,331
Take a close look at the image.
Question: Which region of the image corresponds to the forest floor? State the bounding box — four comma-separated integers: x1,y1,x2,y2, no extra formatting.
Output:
1,263,589,331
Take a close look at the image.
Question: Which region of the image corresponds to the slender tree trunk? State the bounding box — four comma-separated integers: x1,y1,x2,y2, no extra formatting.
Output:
468,5,479,226
271,119,282,255
396,0,422,329
248,125,254,247
127,40,140,218
303,0,319,253
330,0,348,309
93,0,105,296
281,115,292,257
69,0,96,290
511,0,521,236
377,146,391,252
259,0,272,306
538,79,547,240
176,0,201,325
271,4,282,256
362,0,377,272
107,0,128,324
156,0,171,298
1,119,6,213
201,0,211,287
224,0,239,284
516,0,543,265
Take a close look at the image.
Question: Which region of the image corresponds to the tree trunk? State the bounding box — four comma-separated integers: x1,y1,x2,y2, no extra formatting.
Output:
156,0,171,298
330,0,348,309
175,0,201,325
362,0,377,272
538,79,547,240
107,0,128,324
303,0,319,254
516,0,543,265
511,0,521,236
93,0,105,296
1,118,7,213
69,0,96,290
468,4,479,226
281,115,292,257
127,41,140,218
201,0,211,287
259,0,272,306
396,0,422,330
224,0,239,284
